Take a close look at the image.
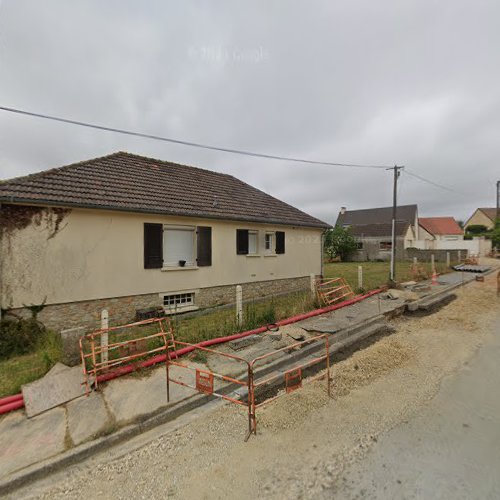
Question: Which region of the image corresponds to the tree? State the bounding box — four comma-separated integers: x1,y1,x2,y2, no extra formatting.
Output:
492,219,500,249
324,226,358,262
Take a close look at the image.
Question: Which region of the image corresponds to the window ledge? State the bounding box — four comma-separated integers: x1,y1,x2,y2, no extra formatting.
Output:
264,253,277,257
161,266,199,272
246,254,261,258
163,305,199,315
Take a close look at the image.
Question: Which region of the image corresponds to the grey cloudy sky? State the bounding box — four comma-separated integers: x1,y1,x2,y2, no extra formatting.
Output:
1,1,499,224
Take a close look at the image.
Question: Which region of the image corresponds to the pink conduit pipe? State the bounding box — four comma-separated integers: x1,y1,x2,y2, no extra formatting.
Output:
0,289,383,414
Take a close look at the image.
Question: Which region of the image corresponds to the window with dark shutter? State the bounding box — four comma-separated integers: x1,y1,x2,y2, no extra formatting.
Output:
236,229,249,255
275,231,285,254
196,226,212,266
144,223,163,268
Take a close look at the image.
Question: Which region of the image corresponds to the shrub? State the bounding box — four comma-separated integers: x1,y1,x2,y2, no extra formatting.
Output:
466,224,488,234
324,226,359,262
0,318,46,359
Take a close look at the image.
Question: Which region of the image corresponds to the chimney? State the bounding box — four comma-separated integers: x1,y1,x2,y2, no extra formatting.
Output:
340,206,346,214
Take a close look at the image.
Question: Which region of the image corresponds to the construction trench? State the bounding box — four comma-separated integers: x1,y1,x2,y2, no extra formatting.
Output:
0,265,496,494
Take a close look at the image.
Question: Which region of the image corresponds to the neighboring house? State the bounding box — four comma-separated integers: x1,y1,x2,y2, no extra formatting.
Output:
335,205,418,261
418,217,464,249
464,208,497,231
0,152,329,331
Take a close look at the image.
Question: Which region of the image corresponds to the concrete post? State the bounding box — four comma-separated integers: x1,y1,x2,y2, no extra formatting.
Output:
431,254,435,272
446,251,450,268
413,256,418,265
358,266,363,290
101,309,109,364
236,285,243,328
310,273,316,299
458,250,462,262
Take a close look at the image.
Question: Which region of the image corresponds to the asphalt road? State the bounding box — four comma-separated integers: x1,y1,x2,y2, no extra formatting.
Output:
326,312,500,500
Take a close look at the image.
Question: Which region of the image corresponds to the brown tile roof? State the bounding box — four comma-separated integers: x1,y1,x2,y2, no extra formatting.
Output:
419,217,463,236
0,152,329,228
478,208,497,222
348,221,410,238
336,204,417,227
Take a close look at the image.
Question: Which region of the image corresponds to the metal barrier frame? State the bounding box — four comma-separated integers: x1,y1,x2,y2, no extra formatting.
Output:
316,277,355,306
165,334,331,440
80,317,174,395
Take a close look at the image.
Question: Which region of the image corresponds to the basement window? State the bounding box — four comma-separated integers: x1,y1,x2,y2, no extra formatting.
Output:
163,292,195,311
379,241,392,250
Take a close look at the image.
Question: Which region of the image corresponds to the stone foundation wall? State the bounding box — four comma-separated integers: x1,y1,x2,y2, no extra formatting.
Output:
5,276,312,333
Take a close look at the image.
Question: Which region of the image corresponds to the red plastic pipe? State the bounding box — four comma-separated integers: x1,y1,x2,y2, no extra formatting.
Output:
97,288,383,383
0,289,383,414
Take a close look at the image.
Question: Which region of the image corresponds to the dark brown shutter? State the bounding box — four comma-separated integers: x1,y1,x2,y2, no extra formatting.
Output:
196,226,212,266
144,223,163,268
236,229,249,255
275,231,285,254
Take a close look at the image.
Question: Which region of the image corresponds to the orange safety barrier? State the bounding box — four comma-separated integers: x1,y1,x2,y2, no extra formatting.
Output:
316,277,355,306
165,333,331,441
80,317,174,395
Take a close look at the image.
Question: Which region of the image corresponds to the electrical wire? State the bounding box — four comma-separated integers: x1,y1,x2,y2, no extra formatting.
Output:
0,105,393,169
404,168,465,195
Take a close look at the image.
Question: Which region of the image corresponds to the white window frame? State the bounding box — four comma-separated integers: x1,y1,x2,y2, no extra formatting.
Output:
160,290,199,314
248,230,258,255
162,225,196,268
264,232,275,254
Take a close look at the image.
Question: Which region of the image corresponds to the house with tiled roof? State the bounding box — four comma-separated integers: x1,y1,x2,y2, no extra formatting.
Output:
464,208,497,231
0,152,330,331
335,205,418,261
418,217,464,244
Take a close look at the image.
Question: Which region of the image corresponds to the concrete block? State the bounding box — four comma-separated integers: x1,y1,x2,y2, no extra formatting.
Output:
22,363,87,418
229,334,262,351
60,327,84,366
66,392,111,446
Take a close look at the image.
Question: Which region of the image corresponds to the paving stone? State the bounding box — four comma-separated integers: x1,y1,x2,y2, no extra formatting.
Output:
67,392,111,446
22,363,87,418
0,407,66,479
102,365,196,425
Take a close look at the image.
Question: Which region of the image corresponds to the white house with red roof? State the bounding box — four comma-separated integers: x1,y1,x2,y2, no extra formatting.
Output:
418,217,464,244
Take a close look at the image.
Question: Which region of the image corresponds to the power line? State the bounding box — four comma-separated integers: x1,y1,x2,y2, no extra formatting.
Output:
0,105,393,169
403,168,465,195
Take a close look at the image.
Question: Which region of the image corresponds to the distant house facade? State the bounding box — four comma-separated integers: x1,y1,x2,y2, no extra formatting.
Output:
335,204,418,261
0,152,330,331
464,208,497,231
418,217,464,249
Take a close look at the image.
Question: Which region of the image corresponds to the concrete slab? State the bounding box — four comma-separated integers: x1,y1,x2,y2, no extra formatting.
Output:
22,363,87,418
228,334,262,351
66,392,111,446
0,407,66,478
102,364,198,425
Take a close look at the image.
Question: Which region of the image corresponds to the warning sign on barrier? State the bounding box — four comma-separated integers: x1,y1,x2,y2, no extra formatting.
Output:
285,368,302,393
196,369,214,395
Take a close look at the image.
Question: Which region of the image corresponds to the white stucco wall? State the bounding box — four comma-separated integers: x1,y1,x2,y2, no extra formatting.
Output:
1,206,324,308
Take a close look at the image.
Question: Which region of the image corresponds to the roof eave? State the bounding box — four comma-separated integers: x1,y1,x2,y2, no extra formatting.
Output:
0,196,331,230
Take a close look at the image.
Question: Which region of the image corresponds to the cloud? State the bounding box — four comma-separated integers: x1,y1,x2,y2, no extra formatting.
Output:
1,0,499,223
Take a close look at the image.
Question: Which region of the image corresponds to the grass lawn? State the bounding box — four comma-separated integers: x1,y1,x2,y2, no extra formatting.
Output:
323,260,453,292
0,331,62,398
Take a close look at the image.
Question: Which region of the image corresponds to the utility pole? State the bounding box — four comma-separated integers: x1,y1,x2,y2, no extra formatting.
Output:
496,180,499,224
387,165,403,283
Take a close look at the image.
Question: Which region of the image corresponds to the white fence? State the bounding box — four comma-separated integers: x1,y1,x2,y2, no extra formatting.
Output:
411,238,492,257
